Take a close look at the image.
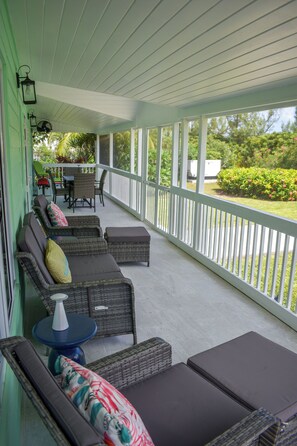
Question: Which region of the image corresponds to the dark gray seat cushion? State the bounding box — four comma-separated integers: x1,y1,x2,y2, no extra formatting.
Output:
34,195,52,227
23,212,48,252
122,363,250,446
187,331,297,422
18,225,54,284
105,226,150,243
14,340,101,446
68,253,123,281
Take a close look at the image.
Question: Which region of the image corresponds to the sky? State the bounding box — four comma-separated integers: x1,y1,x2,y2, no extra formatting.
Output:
271,106,296,131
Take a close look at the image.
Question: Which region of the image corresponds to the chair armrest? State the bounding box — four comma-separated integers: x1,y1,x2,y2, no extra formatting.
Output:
205,408,278,446
86,337,172,389
66,215,101,226
45,225,103,238
56,238,108,255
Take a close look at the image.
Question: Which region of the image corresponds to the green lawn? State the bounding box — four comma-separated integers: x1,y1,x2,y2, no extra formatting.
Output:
187,181,297,221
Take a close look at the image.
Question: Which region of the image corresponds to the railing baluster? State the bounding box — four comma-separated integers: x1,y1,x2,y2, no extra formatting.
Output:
264,229,273,296
208,207,214,258
271,232,281,301
227,215,234,271
217,210,224,265
289,238,297,313
212,208,219,261
244,221,252,282
232,216,240,274
238,219,245,278
279,235,290,306
257,226,265,290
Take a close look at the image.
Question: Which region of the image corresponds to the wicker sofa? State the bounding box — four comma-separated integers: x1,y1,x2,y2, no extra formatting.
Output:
17,212,137,343
0,336,278,446
33,195,103,238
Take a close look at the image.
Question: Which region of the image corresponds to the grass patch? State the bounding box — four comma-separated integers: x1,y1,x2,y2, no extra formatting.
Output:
187,181,297,221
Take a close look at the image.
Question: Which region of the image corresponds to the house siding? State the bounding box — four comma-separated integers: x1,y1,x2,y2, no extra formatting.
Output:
0,1,33,445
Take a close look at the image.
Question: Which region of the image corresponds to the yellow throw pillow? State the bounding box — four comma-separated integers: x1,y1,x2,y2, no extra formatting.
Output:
45,239,72,283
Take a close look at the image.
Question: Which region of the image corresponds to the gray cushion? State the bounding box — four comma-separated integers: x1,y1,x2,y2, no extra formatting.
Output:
14,340,101,446
68,253,123,282
122,363,250,446
187,331,297,422
105,226,150,243
18,225,54,284
23,212,47,252
34,195,52,227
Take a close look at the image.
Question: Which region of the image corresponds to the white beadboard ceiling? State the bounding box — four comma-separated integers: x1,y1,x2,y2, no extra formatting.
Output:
7,0,297,133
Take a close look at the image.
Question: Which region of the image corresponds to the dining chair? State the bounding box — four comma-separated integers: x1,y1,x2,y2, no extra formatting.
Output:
48,170,68,203
33,160,50,195
95,169,107,206
69,172,96,212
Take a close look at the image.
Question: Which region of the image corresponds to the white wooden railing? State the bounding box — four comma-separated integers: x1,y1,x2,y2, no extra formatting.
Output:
43,163,297,330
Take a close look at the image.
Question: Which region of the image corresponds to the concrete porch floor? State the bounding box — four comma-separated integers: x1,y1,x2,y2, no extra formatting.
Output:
21,194,297,445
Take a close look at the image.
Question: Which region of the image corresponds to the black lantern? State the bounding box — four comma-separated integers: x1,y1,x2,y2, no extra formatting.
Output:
27,112,37,130
16,65,37,105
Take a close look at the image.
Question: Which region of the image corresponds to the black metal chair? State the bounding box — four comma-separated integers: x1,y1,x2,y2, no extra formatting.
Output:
95,169,107,206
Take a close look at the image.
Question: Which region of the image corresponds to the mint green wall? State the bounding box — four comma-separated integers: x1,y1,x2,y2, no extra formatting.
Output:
0,1,33,445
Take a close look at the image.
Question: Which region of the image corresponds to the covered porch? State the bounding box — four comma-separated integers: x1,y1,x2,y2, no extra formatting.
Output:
21,194,297,445
1,0,297,444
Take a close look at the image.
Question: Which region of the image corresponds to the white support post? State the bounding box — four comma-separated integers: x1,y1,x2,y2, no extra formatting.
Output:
95,134,100,182
171,122,179,187
194,116,208,250
130,129,135,208
140,128,148,221
154,127,162,227
169,122,179,235
180,119,188,189
109,133,113,196
137,128,142,176
196,116,208,193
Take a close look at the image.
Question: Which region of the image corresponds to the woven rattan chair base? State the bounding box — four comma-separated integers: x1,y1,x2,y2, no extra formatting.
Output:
107,241,150,266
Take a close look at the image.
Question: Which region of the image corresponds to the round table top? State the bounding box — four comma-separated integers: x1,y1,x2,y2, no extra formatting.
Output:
32,313,97,349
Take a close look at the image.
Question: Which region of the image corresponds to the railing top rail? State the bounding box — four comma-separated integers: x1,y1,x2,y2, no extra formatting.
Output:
171,186,297,237
44,163,96,168
97,164,141,182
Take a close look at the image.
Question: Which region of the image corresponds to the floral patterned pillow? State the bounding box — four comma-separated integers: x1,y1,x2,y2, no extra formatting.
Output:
47,201,68,226
56,355,155,446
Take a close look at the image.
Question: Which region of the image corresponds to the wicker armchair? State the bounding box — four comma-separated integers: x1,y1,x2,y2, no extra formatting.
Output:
17,221,137,343
33,195,103,238
0,336,279,446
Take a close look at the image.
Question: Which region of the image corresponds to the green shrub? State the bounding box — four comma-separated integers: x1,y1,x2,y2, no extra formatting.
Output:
217,167,297,201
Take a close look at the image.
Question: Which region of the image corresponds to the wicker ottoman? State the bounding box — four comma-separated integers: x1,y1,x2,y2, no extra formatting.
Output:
104,226,150,266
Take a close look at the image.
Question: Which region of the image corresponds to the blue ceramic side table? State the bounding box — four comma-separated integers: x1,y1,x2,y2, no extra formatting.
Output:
32,313,97,374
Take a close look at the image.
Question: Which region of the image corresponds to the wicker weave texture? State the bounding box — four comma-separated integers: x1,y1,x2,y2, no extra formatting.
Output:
107,242,150,265
33,205,103,238
0,336,283,446
17,252,137,344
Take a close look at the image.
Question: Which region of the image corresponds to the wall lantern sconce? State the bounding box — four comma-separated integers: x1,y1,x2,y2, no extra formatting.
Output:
16,65,37,105
27,112,37,130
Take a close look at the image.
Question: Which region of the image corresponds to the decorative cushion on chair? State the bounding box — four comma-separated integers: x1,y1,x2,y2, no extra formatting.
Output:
45,239,72,283
47,202,68,227
56,355,155,446
37,177,50,187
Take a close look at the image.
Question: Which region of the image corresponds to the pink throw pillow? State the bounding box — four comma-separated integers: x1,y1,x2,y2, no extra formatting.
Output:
56,355,155,446
47,202,68,227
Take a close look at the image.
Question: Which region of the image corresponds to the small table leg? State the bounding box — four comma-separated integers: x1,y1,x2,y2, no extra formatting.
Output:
48,345,86,375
